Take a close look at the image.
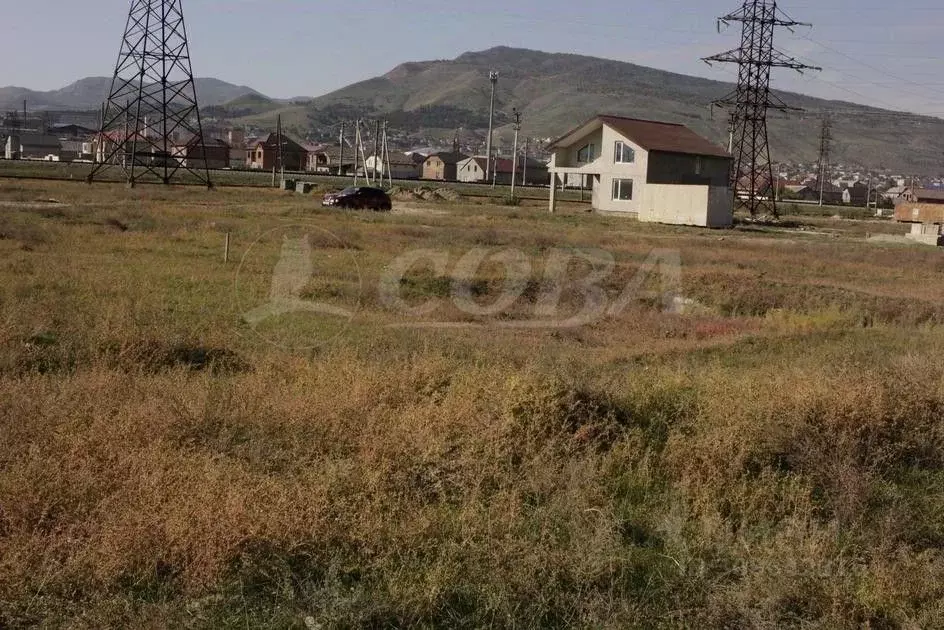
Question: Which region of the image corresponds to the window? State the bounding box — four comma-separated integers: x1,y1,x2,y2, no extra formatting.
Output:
695,156,703,176
614,141,635,164
576,143,596,163
612,178,633,201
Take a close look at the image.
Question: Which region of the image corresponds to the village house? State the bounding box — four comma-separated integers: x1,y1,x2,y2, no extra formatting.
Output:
456,155,549,186
895,187,944,225
173,137,231,170
422,151,467,181
364,152,425,180
456,156,505,184
546,115,733,227
307,146,356,175
246,133,308,171
5,133,62,161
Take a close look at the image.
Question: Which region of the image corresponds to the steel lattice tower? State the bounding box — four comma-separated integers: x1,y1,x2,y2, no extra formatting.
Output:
703,1,819,217
88,0,211,187
815,113,832,205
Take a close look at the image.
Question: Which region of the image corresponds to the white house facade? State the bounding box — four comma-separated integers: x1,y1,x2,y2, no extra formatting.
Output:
547,115,733,228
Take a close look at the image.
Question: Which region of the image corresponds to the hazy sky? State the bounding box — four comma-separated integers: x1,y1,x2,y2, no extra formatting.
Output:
4,0,944,115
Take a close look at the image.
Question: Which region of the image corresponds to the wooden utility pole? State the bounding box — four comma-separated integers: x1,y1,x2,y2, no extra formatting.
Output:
522,137,529,187
338,122,345,176
485,71,499,184
382,120,392,188
510,109,521,200
371,119,381,185
353,121,361,186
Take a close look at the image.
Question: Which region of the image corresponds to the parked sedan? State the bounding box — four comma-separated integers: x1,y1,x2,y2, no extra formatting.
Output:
322,187,392,211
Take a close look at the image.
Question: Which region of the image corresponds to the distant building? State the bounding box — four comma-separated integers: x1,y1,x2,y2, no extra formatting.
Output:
882,185,908,202
364,153,424,180
783,184,817,202
546,114,732,227
842,182,869,206
246,133,307,171
173,137,231,170
59,140,96,162
5,133,62,160
422,151,467,181
50,124,97,139
900,187,944,204
307,145,356,175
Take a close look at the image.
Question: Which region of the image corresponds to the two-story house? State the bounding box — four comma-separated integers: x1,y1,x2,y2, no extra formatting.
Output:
422,152,467,181
246,133,308,171
547,115,733,227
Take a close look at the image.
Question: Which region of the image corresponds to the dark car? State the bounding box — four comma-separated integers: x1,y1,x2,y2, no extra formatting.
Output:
322,186,392,211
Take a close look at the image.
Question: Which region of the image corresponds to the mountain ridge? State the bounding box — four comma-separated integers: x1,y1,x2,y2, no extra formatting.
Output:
4,47,943,173
0,77,265,112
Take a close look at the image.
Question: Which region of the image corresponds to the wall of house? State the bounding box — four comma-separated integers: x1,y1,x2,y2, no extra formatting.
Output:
707,186,735,228
636,184,732,228
457,160,487,183
423,158,446,180
593,126,649,214
551,128,605,169
647,153,730,187
639,184,712,227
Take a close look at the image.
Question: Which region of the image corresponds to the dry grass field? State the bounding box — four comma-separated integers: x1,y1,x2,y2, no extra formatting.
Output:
1,179,943,629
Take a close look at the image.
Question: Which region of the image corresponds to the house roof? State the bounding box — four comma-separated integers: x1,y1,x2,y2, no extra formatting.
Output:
387,152,425,167
548,114,730,158
426,151,467,165
912,188,944,202
460,156,518,174
176,135,230,149
14,133,61,148
252,132,306,153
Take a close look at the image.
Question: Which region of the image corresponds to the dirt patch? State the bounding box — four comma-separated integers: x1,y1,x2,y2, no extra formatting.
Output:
392,203,451,217
0,199,71,210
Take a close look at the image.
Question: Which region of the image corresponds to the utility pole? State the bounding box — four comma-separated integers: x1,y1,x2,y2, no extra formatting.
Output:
523,137,530,187
275,113,284,186
510,109,521,200
817,113,832,206
353,121,361,186
372,119,381,185
338,121,345,176
865,172,873,211
381,120,392,188
485,71,499,185
703,0,820,217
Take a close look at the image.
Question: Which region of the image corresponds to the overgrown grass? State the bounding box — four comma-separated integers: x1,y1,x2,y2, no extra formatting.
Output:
0,179,942,628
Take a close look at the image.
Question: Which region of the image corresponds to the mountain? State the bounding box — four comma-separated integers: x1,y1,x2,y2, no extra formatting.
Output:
6,48,944,174
0,77,265,112
292,47,944,174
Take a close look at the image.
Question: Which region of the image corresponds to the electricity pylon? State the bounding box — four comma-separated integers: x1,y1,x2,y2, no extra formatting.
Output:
88,0,212,187
703,0,819,217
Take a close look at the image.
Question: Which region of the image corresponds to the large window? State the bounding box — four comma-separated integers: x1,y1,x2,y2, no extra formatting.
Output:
612,178,633,201
614,141,635,164
576,143,596,163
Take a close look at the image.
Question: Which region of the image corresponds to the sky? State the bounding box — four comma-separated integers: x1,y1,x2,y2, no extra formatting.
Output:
3,0,944,116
